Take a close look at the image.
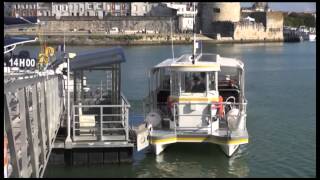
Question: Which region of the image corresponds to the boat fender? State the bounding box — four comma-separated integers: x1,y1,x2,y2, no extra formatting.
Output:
145,112,161,128
226,108,240,131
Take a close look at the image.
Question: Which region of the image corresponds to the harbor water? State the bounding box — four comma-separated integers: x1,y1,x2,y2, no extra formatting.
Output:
16,41,316,178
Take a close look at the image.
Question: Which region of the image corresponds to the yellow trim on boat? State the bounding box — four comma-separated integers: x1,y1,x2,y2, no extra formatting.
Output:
169,96,219,102
150,136,249,145
171,64,220,68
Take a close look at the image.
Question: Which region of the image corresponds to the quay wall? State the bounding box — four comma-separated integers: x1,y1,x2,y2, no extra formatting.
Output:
38,16,179,34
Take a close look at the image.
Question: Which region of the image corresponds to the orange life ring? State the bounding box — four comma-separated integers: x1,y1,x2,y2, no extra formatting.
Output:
212,96,224,118
218,96,224,118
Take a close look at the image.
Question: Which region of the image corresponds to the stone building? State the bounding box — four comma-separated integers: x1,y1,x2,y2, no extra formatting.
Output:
37,2,51,17
68,3,86,16
164,2,197,32
52,3,69,17
50,2,130,18
4,2,12,16
10,2,37,17
199,2,283,41
106,2,130,16
131,2,151,16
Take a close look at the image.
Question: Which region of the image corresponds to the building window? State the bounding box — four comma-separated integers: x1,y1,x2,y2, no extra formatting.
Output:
98,4,103,9
87,12,90,16
46,11,49,16
88,4,93,9
16,4,18,9
115,4,120,11
64,5,67,11
58,6,60,11
213,8,220,13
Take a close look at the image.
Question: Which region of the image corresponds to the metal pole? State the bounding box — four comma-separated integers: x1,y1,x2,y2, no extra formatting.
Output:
100,80,102,100
65,57,72,148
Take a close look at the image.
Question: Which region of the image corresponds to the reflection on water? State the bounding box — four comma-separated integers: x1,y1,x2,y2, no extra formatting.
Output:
134,143,249,178
30,41,315,178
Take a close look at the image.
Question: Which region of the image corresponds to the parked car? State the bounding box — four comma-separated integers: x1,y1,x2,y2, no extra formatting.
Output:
110,27,119,34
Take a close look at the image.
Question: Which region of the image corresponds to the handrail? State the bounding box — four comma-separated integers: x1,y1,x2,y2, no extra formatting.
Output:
172,101,247,137
72,94,130,142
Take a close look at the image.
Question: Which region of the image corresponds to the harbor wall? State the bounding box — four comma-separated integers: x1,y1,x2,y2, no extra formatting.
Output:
39,16,179,34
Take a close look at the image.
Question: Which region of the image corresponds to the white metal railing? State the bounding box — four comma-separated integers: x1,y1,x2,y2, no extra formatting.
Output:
172,101,247,137
72,94,130,142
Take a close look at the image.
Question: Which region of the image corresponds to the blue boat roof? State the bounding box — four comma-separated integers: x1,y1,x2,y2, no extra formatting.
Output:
69,47,126,70
4,16,38,25
4,36,36,47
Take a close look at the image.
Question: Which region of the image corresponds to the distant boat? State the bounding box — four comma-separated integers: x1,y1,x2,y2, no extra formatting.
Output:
309,33,316,42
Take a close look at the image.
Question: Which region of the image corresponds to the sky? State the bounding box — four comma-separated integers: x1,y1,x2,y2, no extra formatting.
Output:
241,2,316,12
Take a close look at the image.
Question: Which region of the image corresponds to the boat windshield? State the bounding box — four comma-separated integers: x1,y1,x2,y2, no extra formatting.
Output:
172,71,217,95
218,67,241,89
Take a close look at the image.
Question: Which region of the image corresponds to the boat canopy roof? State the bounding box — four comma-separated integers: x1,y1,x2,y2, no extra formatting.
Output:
152,53,244,72
69,47,126,70
4,16,38,26
4,36,37,47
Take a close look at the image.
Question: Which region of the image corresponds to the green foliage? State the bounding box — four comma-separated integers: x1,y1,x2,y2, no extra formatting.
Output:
105,35,143,41
88,35,104,40
284,13,316,27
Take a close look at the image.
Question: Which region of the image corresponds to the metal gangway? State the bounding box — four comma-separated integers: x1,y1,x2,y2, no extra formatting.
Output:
4,73,65,178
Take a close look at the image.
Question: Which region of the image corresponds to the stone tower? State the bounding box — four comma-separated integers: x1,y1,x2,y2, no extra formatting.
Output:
211,2,241,22
199,2,240,37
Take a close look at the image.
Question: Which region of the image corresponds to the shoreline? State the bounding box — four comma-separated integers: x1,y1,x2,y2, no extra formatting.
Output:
5,32,285,46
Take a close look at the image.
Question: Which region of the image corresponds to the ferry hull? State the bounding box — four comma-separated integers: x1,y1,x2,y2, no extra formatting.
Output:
219,144,240,157
149,133,248,157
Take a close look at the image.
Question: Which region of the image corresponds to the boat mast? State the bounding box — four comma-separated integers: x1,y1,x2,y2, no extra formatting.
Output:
192,2,196,64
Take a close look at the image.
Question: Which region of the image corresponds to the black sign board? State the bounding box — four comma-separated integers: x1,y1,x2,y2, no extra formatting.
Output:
4,51,37,69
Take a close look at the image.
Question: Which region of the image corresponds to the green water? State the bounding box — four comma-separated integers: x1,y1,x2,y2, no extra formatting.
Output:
17,41,316,177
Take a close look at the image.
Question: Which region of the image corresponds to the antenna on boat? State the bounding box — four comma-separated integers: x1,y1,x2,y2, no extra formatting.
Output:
63,21,66,53
170,18,175,61
192,2,196,64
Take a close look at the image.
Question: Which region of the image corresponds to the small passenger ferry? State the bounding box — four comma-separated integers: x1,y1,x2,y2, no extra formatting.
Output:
138,51,249,157
136,3,248,157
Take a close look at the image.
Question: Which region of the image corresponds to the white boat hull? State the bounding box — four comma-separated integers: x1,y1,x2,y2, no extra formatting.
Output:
153,144,169,155
219,144,240,157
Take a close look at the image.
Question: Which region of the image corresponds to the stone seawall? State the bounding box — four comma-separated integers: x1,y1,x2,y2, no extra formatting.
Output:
38,16,179,34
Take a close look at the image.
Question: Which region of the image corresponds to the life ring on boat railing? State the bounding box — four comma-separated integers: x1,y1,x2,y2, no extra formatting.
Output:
212,96,224,118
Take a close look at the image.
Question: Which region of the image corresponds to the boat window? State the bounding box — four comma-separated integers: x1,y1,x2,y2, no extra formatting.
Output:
160,68,170,90
181,72,206,93
208,71,217,91
171,71,180,96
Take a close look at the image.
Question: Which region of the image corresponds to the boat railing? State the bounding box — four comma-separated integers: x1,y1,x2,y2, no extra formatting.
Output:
72,94,130,142
172,101,247,137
